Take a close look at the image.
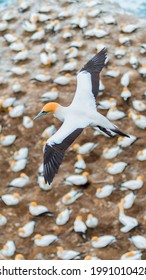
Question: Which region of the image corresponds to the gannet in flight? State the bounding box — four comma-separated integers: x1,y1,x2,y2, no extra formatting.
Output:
34,49,129,184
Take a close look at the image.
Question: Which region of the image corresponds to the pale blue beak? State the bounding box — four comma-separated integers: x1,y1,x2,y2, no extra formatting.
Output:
33,111,47,121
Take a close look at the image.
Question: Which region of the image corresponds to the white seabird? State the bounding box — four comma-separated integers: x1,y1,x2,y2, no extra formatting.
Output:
34,49,129,184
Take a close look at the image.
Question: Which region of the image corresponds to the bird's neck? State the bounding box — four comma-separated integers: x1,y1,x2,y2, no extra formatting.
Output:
53,103,66,122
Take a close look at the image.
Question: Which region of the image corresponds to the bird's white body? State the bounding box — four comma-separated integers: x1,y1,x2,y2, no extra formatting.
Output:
74,157,86,174
106,162,127,175
10,66,27,75
122,192,136,209
0,214,7,226
121,87,131,101
10,41,25,52
9,105,25,118
73,217,87,234
91,235,116,248
1,194,20,206
96,185,114,198
107,107,126,121
29,204,49,216
33,235,58,247
102,146,122,159
120,251,142,260
98,98,117,110
132,100,146,112
38,176,52,190
2,97,16,108
117,135,137,148
65,174,88,186
129,235,146,249
13,50,29,62
30,29,45,41
9,174,29,188
56,209,71,226
57,248,80,260
1,241,16,257
18,221,36,238
61,190,83,205
13,147,28,160
121,72,130,87
118,205,138,232
23,116,34,128
85,215,98,228
136,149,146,161
40,90,58,102
120,177,143,190
0,135,16,146
10,159,27,172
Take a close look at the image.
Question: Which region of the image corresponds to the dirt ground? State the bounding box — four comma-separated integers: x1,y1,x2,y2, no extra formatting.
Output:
0,0,146,260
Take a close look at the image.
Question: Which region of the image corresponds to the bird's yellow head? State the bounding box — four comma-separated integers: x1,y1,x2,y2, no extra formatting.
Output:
34,102,59,120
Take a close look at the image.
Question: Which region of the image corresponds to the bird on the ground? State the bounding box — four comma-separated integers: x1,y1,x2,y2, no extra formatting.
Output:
73,215,87,239
33,234,58,247
1,240,16,257
40,88,58,102
18,221,36,238
136,149,146,161
121,87,131,101
61,189,83,205
132,100,146,112
96,184,114,198
13,147,28,160
8,173,30,188
64,172,89,186
74,154,86,174
1,193,21,206
118,203,138,232
120,192,136,209
106,162,128,175
72,142,98,154
0,135,16,146
102,146,122,159
0,214,7,226
120,250,142,260
34,49,129,184
85,214,98,228
91,235,116,248
29,202,54,216
56,208,72,226
57,247,81,260
117,134,138,147
129,235,146,249
120,176,144,190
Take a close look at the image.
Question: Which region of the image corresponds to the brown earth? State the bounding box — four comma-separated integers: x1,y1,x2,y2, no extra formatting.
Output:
0,0,146,260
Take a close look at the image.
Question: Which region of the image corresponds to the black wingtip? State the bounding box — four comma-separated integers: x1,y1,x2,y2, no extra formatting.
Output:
112,128,130,138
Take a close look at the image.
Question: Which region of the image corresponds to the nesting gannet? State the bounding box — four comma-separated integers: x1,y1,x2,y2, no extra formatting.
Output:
54,73,72,85
1,193,20,206
91,235,116,248
84,255,100,260
9,104,25,118
22,20,37,32
0,20,8,32
23,116,34,128
14,147,28,160
87,8,101,17
0,214,7,226
85,214,98,228
61,189,83,205
104,15,116,25
13,49,29,63
41,125,56,139
121,72,130,87
8,173,30,188
58,7,71,18
64,47,78,59
129,235,146,249
62,28,73,40
33,234,58,247
38,4,51,13
45,42,56,53
57,247,80,260
140,43,146,54
115,46,127,59
139,65,146,78
102,146,122,159
4,33,17,43
1,241,16,257
129,112,146,129
61,59,77,72
84,27,108,39
18,1,30,12
74,154,86,174
96,184,114,198
38,175,52,191
40,88,58,102
30,28,45,41
121,192,136,209
10,65,28,75
121,87,131,101
10,40,25,52
34,49,129,184
40,52,57,66
118,34,131,46
32,72,51,82
73,215,87,238
136,149,146,161
2,10,17,21
98,98,117,110
56,208,71,225
10,159,27,172
18,221,36,238
65,172,89,186
130,54,138,69
0,135,16,146
120,251,142,260
29,202,53,216
72,142,98,154
120,23,138,33
132,100,146,112
120,176,144,191
105,67,120,78
117,134,138,147
106,162,128,175
118,203,138,232
106,107,126,121
70,38,84,48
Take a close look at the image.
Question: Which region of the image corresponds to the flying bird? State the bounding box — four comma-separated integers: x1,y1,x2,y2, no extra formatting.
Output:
34,49,129,184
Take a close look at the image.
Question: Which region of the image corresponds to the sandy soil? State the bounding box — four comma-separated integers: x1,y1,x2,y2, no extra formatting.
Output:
0,0,146,260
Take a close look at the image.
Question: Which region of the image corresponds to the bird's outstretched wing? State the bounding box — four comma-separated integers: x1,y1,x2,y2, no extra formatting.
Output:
71,48,107,107
44,122,83,184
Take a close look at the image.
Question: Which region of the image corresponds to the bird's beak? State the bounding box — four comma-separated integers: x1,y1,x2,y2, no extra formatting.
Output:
33,111,47,121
